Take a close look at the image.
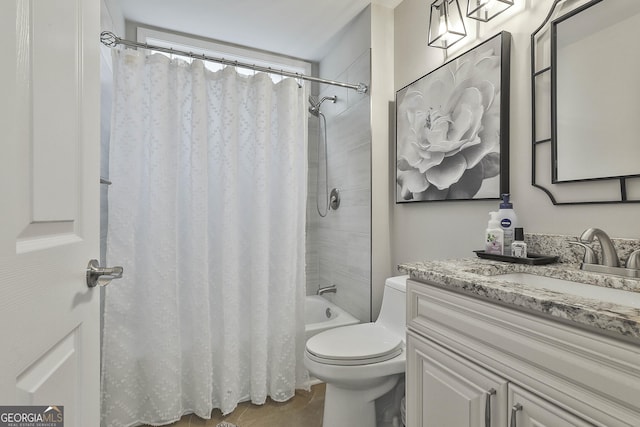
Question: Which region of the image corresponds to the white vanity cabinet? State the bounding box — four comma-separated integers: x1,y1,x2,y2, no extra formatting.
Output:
406,279,640,427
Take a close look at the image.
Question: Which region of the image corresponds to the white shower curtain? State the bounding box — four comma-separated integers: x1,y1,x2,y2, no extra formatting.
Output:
101,49,308,427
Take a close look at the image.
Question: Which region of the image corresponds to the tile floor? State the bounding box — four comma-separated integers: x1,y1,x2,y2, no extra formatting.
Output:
144,383,325,427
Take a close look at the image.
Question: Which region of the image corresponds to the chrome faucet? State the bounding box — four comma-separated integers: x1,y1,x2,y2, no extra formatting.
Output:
579,228,619,267
317,284,337,296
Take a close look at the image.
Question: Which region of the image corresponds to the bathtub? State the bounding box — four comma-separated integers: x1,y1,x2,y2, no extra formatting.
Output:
305,295,359,341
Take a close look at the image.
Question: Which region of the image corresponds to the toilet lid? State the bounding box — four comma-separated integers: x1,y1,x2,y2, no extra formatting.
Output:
305,323,403,365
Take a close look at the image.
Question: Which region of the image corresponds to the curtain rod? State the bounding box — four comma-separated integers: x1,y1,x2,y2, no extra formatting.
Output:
100,32,369,94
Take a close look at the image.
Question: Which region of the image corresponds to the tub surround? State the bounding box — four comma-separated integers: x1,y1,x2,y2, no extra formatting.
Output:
399,233,640,341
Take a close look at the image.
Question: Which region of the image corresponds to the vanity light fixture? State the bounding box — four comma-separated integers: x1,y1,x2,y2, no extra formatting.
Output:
467,0,514,22
428,0,467,49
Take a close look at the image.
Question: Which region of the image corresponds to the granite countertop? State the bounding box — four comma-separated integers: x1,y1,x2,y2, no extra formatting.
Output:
398,257,640,342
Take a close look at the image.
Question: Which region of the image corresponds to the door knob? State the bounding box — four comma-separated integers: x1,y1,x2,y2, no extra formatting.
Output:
86,259,123,288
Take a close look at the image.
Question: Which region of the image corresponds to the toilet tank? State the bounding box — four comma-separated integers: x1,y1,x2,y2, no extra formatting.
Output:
375,275,409,340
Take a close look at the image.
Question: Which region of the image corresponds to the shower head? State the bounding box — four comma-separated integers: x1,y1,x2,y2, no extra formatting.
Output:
308,95,337,116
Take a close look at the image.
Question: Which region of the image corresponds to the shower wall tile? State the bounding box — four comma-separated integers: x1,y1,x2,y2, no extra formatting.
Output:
313,89,371,321
326,151,348,191
328,94,371,150
306,117,320,295
306,238,319,297
346,140,371,191
319,71,348,121
307,8,372,322
319,25,371,85
336,205,371,235
318,6,371,88
324,272,370,322
348,232,370,280
338,188,370,208
347,50,371,108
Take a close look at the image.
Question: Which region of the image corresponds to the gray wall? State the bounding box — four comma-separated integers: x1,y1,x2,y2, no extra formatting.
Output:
391,0,640,269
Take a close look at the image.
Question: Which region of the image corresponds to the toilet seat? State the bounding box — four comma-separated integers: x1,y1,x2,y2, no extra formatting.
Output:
305,323,403,366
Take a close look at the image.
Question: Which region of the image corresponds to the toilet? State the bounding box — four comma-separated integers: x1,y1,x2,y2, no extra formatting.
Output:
304,275,408,427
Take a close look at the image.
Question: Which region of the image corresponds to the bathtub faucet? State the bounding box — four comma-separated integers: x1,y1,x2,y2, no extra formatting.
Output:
317,284,337,296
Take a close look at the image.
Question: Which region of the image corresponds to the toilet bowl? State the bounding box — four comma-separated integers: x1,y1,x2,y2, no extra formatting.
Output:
304,275,408,427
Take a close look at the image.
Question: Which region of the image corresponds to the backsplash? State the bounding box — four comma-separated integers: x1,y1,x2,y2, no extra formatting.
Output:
526,233,640,266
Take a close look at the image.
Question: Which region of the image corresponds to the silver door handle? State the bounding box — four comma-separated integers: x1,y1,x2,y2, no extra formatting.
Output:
86,259,123,288
510,403,523,427
485,388,496,427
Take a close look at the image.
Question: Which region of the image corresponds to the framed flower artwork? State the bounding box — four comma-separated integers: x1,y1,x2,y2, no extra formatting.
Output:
395,31,511,203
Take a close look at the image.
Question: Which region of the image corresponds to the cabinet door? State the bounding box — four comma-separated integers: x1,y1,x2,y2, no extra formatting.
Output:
508,384,594,427
407,331,508,427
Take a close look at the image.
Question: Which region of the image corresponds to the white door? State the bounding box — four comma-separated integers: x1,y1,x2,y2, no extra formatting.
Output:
0,0,101,426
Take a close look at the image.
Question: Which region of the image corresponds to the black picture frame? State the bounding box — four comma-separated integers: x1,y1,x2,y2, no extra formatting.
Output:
395,31,511,203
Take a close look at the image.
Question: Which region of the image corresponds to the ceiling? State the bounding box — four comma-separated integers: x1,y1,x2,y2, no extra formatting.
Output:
115,0,401,62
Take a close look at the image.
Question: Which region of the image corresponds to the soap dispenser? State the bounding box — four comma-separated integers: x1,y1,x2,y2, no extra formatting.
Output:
485,212,504,255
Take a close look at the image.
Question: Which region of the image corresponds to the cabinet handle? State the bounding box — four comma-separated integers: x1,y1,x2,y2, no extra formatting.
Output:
510,403,523,427
485,388,496,427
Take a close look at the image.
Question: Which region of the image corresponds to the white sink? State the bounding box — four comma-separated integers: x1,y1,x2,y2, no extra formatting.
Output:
495,273,640,309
